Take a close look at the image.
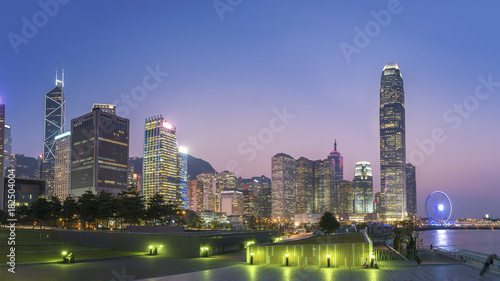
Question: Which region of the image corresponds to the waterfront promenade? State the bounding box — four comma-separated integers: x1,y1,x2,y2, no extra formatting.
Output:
141,262,500,281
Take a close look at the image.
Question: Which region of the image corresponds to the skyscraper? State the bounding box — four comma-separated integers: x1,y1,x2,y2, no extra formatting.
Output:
187,179,198,211
4,124,12,176
70,108,129,197
337,180,354,215
197,173,216,211
327,140,343,213
54,132,71,199
313,159,335,214
142,116,181,207
43,79,65,198
177,146,188,209
271,153,296,221
380,63,407,221
296,157,313,214
353,161,374,213
406,163,417,219
0,104,4,207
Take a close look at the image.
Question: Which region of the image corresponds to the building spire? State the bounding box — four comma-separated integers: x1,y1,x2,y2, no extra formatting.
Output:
334,139,337,151
55,59,58,86
62,60,64,87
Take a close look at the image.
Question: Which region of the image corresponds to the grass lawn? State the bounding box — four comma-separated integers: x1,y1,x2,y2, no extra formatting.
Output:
279,233,365,245
0,227,143,264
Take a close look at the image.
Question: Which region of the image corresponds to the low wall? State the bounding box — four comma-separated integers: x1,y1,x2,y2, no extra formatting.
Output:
247,234,373,267
52,230,277,258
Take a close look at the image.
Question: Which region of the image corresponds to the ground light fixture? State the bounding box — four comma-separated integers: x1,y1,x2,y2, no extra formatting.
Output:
62,251,74,263
369,252,375,268
149,246,153,255
250,252,254,264
285,254,289,266
327,254,331,267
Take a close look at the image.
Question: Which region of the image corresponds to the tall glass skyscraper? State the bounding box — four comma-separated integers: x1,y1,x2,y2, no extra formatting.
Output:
43,80,65,198
406,163,417,219
327,140,343,213
380,63,406,221
54,132,71,199
271,153,296,221
353,161,373,214
4,124,12,176
142,116,187,208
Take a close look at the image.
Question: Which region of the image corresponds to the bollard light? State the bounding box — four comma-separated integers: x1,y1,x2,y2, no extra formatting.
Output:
149,246,153,255
327,254,331,267
285,254,289,266
250,252,254,264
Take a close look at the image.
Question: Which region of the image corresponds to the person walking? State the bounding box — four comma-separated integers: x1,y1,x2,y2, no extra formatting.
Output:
479,253,498,277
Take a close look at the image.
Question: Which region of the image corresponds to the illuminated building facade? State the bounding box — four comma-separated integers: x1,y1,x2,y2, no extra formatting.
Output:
337,180,354,215
70,108,129,197
380,63,406,221
406,163,417,219
0,105,4,179
327,140,343,213
296,157,313,214
91,104,116,115
54,132,71,199
219,190,244,216
353,161,373,213
197,173,216,211
177,146,188,209
4,124,12,176
142,116,178,207
313,159,335,214
187,179,198,211
271,153,296,221
43,81,65,198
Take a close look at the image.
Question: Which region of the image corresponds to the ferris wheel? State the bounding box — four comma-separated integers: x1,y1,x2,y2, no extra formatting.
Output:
425,191,452,225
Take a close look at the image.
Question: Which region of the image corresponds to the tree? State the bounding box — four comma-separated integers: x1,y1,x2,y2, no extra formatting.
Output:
96,190,117,229
49,196,63,228
391,219,422,263
78,190,98,230
118,185,144,226
145,193,176,225
318,212,340,234
31,198,51,228
62,197,78,229
17,205,33,227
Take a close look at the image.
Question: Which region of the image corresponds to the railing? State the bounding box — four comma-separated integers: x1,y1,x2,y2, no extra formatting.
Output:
434,247,500,274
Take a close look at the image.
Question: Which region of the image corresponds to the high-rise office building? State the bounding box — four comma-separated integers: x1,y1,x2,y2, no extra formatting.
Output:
353,161,373,213
128,157,143,192
374,191,382,215
197,173,216,211
43,79,65,198
142,116,178,207
4,124,12,176
296,157,313,214
70,108,129,197
313,159,335,214
380,63,407,221
219,190,244,216
327,140,343,213
177,146,188,209
337,180,354,215
406,163,417,219
0,104,4,207
92,104,116,115
242,188,254,216
271,153,296,221
54,132,71,199
187,179,198,211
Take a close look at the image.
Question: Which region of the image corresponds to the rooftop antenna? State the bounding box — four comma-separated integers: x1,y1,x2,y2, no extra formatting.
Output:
334,139,337,151
55,59,58,86
62,60,64,87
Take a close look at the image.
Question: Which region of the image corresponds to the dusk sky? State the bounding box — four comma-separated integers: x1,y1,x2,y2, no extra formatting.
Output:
2,1,499,220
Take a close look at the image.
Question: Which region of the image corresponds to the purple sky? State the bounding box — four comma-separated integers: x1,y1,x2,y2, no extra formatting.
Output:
2,1,499,219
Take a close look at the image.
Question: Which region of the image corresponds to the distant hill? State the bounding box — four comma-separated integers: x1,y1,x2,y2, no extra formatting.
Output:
187,154,216,180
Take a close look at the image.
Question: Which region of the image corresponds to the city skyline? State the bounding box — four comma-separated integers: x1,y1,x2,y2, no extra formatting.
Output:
2,1,500,219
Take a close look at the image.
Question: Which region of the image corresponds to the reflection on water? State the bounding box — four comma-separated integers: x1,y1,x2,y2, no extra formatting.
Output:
421,229,500,255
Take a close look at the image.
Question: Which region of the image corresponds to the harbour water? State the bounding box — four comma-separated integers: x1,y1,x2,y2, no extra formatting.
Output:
420,229,500,255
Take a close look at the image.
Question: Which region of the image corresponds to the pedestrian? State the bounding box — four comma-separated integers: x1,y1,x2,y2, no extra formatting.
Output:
479,253,498,277
430,244,433,250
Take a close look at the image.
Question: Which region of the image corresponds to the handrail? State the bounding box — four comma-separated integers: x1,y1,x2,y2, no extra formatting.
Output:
434,247,500,273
